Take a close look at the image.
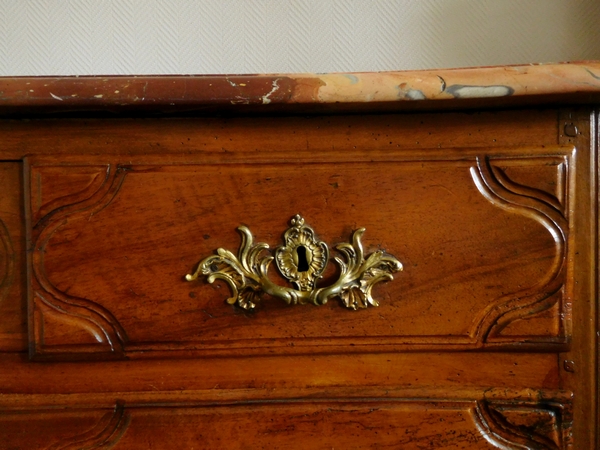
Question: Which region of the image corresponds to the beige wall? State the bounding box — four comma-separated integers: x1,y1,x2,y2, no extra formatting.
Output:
1,0,599,76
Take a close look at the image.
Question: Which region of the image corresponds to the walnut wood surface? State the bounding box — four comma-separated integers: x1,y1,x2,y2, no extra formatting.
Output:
0,163,26,352
0,99,597,448
0,395,574,449
27,151,570,359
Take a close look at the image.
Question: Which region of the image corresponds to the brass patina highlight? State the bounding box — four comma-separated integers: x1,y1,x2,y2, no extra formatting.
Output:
186,214,403,310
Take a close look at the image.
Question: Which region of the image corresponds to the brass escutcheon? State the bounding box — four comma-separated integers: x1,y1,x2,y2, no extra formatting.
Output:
186,215,402,310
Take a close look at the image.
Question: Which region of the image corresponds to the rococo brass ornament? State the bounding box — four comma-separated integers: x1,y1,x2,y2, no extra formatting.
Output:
186,215,402,310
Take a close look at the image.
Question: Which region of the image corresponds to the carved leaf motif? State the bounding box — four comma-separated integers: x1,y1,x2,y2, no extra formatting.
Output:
276,248,297,279
238,287,261,310
198,255,245,305
187,227,271,309
336,254,401,310
340,285,368,310
188,216,403,311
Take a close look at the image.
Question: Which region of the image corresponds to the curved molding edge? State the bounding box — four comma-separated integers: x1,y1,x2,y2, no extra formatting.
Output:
469,156,568,343
0,217,15,306
32,165,129,355
32,165,111,227
472,400,570,449
47,402,130,450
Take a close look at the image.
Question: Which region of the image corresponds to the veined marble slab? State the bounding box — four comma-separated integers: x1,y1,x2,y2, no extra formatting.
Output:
0,61,599,113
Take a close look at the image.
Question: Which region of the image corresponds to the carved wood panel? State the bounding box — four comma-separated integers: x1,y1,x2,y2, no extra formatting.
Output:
26,146,575,360
0,403,130,450
0,392,572,449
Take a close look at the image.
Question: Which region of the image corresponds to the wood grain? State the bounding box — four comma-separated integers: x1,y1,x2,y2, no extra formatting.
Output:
0,109,559,161
0,163,26,352
27,148,572,360
0,84,596,448
556,109,597,449
0,403,129,450
0,392,572,450
0,351,559,396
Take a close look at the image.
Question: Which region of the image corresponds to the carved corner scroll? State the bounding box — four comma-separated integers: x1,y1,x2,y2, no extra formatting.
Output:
30,165,112,227
187,214,403,311
47,402,130,450
469,156,569,345
30,163,129,357
472,399,572,450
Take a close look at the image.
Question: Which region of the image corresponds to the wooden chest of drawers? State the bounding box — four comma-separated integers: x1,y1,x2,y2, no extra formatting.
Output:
1,64,599,448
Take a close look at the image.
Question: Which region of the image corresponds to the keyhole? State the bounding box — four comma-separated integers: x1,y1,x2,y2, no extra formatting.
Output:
296,246,309,272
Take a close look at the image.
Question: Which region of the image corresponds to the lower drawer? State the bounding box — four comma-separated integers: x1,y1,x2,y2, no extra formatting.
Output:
0,391,572,449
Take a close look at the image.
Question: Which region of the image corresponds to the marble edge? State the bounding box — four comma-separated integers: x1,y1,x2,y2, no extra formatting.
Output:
0,61,599,110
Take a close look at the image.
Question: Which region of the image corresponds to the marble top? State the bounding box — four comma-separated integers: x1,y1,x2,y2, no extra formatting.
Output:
0,61,599,113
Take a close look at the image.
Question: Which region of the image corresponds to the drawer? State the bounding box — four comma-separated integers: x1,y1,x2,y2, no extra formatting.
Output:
0,392,574,449
28,146,575,360
0,104,596,449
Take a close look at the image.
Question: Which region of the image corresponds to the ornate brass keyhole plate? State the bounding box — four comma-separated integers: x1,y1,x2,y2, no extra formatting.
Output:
186,215,403,310
275,215,329,292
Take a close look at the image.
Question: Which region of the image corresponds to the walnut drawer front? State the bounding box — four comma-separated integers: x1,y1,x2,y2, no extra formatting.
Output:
28,148,574,360
0,108,596,449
